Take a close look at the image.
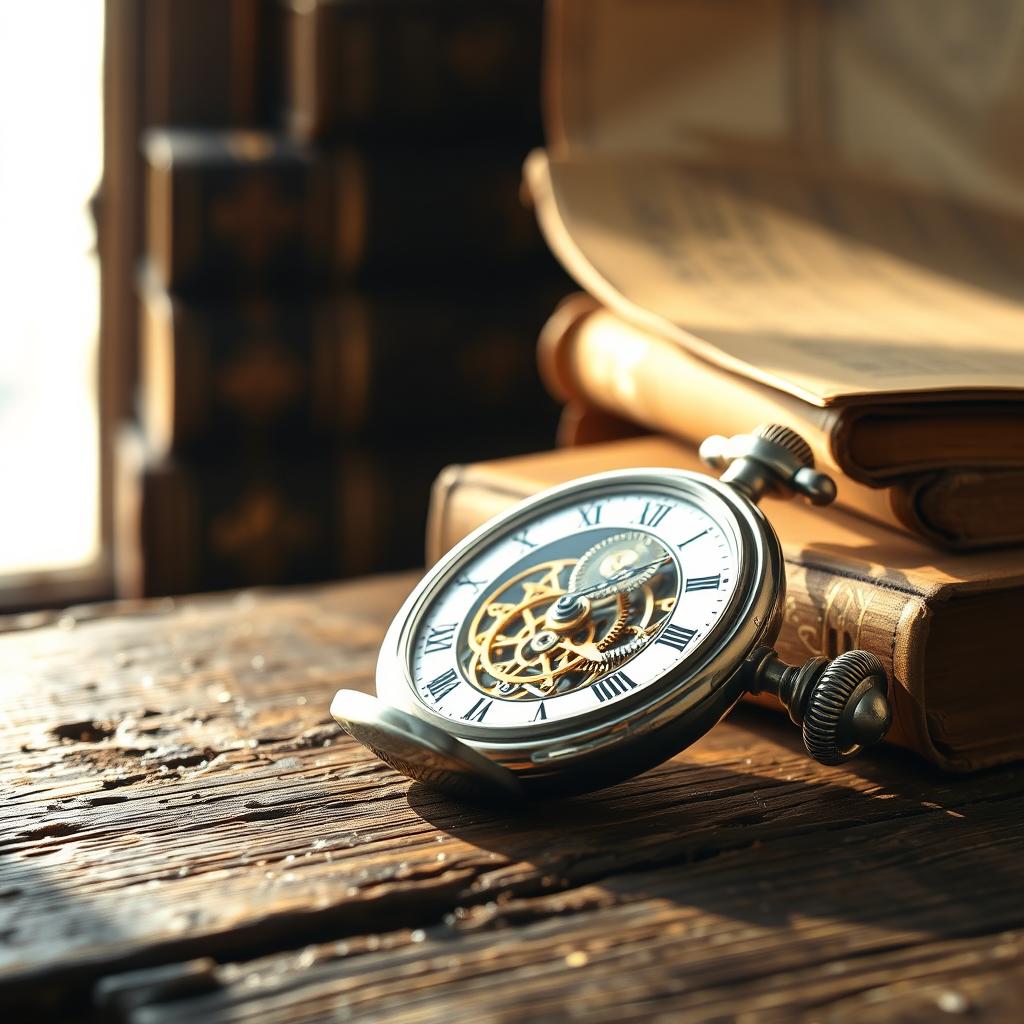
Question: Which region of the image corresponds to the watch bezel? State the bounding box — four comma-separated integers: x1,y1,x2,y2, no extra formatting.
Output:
376,468,783,786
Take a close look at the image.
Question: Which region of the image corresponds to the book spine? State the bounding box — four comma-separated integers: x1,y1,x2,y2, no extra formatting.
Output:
144,132,549,294
139,287,565,456
142,0,281,128
116,431,564,598
538,299,843,470
285,0,544,141
115,433,452,596
425,464,942,768
897,470,1024,550
766,560,932,761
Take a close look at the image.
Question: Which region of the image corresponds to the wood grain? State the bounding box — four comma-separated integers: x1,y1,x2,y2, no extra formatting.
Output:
1,573,1022,1021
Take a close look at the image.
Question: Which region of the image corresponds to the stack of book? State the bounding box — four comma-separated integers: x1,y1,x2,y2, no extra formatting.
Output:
116,0,564,596
424,0,1024,772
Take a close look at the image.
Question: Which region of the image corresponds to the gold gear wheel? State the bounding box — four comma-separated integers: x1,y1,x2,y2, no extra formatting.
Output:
597,594,630,650
464,558,671,701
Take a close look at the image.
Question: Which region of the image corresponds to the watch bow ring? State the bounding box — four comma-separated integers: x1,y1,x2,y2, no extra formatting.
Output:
332,425,892,802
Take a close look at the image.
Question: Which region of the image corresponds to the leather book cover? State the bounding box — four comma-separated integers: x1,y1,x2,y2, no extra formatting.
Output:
142,0,281,129
138,283,565,457
143,131,549,295
116,428,537,598
285,0,543,142
425,436,1024,772
539,296,1024,549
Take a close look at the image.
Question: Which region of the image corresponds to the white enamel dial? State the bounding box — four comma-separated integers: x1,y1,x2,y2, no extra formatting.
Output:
407,487,740,730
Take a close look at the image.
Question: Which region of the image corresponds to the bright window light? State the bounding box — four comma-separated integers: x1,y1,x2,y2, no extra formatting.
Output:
0,1,104,578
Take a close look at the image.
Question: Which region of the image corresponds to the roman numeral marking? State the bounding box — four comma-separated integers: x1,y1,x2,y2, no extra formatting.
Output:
532,702,548,722
425,668,459,702
637,501,671,528
657,624,698,652
456,575,485,593
677,528,709,548
512,529,536,549
685,574,721,592
578,503,603,526
462,697,492,722
592,671,638,703
423,622,456,654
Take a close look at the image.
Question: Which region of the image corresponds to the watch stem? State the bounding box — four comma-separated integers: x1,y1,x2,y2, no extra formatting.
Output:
749,649,891,765
699,424,837,506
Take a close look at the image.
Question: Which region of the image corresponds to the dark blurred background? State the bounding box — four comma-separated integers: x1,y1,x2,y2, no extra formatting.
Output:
0,0,568,610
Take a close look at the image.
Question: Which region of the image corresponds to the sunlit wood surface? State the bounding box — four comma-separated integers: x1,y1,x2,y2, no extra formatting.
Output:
2,572,1022,1022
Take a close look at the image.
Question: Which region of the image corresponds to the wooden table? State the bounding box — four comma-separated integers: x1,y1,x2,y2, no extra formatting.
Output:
3,573,1022,1022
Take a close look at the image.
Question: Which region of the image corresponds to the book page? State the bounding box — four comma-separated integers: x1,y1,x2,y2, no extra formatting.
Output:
530,154,1024,403
549,0,1024,212
540,0,1024,404
548,0,795,161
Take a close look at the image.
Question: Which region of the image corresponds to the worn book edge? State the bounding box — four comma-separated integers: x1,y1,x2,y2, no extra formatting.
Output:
538,297,1024,549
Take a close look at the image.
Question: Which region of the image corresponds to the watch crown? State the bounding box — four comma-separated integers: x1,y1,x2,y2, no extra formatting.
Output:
753,423,814,468
802,651,892,765
748,649,892,766
699,423,837,506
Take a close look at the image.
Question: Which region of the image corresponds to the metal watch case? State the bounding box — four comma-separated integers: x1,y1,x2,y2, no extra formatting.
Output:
375,468,782,797
333,425,893,802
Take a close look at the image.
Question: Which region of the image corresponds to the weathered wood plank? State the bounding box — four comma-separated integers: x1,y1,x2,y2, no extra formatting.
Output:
1,573,1022,1021
122,927,1024,1024
109,776,1024,1023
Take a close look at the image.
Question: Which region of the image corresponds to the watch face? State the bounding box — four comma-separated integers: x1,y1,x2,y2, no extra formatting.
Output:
404,479,744,733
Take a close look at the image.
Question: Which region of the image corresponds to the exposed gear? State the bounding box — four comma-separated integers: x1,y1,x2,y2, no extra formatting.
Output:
580,626,655,671
464,546,677,702
467,566,632,696
595,594,630,650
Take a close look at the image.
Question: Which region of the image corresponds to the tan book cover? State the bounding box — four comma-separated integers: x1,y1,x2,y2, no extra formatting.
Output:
426,436,1024,773
529,0,1024,406
539,294,1024,549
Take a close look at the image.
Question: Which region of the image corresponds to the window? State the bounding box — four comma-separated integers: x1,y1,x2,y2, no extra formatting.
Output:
0,1,105,609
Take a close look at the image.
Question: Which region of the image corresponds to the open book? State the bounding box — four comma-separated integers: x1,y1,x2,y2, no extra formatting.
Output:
529,1,1024,457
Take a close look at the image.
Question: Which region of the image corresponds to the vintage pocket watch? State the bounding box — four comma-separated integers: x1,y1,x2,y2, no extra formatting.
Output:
332,426,892,801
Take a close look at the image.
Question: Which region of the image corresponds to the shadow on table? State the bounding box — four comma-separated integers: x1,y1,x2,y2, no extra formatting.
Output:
407,705,1023,936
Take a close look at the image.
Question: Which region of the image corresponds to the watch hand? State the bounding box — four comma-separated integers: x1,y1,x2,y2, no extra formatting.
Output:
564,555,672,600
607,555,672,584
